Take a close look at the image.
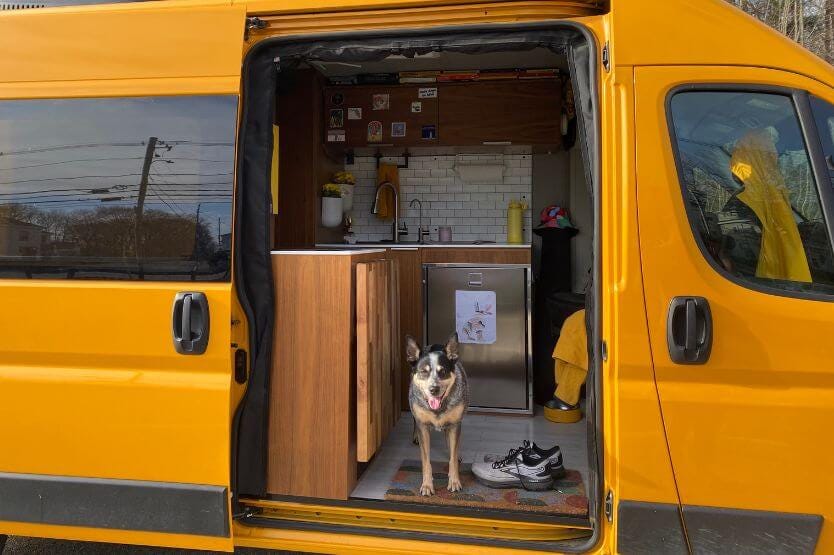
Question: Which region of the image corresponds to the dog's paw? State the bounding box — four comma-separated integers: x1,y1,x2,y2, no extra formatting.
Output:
419,482,435,496
447,476,462,493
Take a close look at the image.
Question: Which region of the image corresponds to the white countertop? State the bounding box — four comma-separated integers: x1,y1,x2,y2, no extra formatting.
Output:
315,243,531,250
271,249,387,255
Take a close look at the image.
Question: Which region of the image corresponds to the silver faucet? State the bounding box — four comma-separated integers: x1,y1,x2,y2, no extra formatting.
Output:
372,181,406,243
409,198,429,244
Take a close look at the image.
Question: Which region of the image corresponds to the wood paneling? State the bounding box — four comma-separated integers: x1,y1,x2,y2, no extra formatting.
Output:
356,259,397,462
438,80,561,147
275,70,343,248
386,248,422,406
268,250,387,500
420,247,531,265
324,84,439,148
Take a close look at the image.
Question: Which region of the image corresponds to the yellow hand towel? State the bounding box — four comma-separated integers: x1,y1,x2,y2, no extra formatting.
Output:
376,164,400,220
552,309,588,406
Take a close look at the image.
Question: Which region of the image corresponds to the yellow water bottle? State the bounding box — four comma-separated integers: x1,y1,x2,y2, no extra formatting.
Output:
507,199,526,244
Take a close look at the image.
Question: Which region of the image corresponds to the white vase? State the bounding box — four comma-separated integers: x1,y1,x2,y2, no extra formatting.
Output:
321,196,343,228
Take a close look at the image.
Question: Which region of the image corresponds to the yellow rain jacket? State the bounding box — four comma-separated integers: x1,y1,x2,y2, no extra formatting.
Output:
552,309,588,406
730,129,812,282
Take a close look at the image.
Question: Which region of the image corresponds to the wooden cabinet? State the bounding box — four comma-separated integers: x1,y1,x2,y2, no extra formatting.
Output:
421,247,531,265
438,80,562,147
324,80,561,148
324,85,439,148
268,250,399,500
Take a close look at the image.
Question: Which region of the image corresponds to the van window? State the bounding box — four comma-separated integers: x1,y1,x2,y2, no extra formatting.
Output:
810,96,834,180
0,96,236,280
669,90,834,295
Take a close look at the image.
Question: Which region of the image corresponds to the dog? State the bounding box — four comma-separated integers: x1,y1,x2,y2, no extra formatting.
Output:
406,333,470,496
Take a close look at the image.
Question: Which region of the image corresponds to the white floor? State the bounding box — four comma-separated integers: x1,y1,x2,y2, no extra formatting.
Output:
351,406,589,501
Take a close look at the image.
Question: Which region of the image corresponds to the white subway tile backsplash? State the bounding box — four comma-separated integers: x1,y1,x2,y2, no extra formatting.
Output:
342,154,532,243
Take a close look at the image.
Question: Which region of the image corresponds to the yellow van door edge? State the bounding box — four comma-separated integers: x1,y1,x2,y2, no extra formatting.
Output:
0,472,229,538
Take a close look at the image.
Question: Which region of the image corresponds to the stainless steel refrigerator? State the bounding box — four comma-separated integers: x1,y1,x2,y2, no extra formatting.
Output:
423,264,532,414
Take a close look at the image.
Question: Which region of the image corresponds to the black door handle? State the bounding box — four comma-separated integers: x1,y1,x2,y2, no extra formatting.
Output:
667,296,712,364
172,292,210,355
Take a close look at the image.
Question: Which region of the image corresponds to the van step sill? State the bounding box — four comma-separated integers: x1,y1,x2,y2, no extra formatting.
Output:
239,499,591,542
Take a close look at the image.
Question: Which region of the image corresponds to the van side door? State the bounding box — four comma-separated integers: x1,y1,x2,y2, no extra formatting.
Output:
635,65,834,552
0,3,245,551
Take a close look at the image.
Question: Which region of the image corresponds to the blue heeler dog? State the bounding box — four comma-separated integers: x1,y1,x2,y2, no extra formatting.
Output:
406,333,470,496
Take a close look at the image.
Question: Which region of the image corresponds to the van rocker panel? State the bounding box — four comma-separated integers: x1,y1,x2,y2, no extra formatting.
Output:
0,472,229,537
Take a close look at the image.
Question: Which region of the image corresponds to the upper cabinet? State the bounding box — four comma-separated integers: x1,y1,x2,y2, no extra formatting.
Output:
439,80,561,147
324,79,562,148
324,84,440,148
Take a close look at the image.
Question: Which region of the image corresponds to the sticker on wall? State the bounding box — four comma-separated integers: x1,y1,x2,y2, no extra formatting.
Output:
421,125,437,140
411,101,422,113
367,120,383,143
391,122,406,138
455,290,496,344
326,129,346,143
418,87,438,99
330,92,344,106
372,93,390,110
328,109,344,129
347,107,363,120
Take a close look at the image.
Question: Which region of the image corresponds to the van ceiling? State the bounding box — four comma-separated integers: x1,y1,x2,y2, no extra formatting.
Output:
301,48,568,76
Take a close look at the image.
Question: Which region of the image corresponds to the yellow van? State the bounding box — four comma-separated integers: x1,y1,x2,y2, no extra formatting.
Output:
1,0,833,553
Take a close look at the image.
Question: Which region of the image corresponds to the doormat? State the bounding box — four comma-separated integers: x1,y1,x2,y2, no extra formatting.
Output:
384,460,588,516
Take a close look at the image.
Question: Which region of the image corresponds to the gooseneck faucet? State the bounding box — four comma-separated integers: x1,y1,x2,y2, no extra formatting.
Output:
372,181,406,243
409,198,429,244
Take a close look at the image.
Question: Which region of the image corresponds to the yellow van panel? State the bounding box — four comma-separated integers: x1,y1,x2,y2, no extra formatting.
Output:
635,64,834,553
0,281,233,485
611,0,834,87
0,0,245,97
242,1,605,39
237,0,606,18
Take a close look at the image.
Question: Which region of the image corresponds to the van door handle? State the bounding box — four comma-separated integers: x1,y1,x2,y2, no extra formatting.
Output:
667,296,712,364
172,292,210,355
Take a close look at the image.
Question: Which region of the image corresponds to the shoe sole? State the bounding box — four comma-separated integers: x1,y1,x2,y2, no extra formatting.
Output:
474,473,555,491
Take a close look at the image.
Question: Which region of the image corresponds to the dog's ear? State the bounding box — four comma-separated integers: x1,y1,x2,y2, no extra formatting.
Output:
444,333,460,361
405,335,421,363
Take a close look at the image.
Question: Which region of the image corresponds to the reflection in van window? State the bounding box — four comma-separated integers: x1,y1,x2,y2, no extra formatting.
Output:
810,96,834,181
0,96,237,280
669,91,834,294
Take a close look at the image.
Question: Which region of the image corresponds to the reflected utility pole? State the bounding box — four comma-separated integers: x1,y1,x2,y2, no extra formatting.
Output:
135,136,158,277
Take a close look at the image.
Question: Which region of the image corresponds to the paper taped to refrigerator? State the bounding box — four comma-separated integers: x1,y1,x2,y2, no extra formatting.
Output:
456,290,497,344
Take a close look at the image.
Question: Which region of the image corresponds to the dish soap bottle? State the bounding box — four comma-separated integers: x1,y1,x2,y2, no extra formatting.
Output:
507,197,528,244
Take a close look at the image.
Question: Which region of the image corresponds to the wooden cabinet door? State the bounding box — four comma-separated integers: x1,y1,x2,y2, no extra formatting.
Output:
438,80,562,146
324,85,438,148
356,259,398,462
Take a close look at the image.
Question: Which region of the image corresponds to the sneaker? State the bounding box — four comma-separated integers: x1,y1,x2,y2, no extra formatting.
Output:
472,449,560,491
481,440,566,479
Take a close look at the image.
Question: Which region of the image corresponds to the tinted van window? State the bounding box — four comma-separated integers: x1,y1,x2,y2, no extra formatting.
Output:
0,96,236,280
669,91,834,295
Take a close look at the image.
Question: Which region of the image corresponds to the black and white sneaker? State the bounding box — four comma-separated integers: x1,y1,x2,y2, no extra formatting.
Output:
473,448,562,491
481,440,566,480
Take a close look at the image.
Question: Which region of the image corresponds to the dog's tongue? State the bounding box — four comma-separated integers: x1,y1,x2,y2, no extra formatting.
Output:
428,396,442,410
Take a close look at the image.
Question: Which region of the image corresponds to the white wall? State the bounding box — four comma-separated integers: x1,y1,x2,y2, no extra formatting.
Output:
342,153,533,243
